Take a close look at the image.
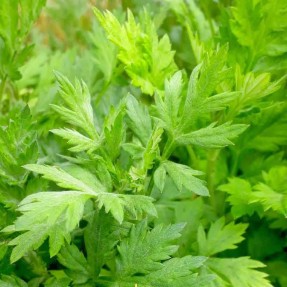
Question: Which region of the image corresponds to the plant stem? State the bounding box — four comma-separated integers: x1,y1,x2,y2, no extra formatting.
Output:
187,145,198,168
230,149,239,177
0,76,7,101
206,149,220,210
162,137,175,160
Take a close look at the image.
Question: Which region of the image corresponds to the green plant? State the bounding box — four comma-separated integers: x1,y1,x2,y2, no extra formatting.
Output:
1,0,287,286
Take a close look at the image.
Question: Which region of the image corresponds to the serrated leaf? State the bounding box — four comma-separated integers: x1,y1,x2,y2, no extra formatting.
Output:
57,244,89,284
138,256,212,287
180,46,229,131
197,218,248,256
0,106,38,186
84,209,119,278
6,191,91,262
154,165,167,192
0,275,28,287
0,0,18,52
51,128,102,153
53,72,98,139
24,164,102,195
97,193,157,224
129,127,163,186
24,164,156,224
104,102,125,160
206,257,272,287
176,122,248,148
117,221,185,276
126,94,152,145
95,8,176,95
219,178,257,218
252,183,287,215
163,161,209,196
154,71,183,134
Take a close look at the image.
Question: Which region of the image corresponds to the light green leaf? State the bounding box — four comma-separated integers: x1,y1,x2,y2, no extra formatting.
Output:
154,165,167,192
97,193,157,224
0,0,18,52
19,0,46,37
84,210,118,277
139,256,212,287
206,257,272,287
126,94,152,145
95,8,176,95
24,164,102,195
104,102,125,160
6,191,91,262
51,128,102,153
219,178,257,218
252,182,287,217
53,72,98,139
176,122,248,148
180,46,229,131
197,218,248,256
154,71,183,134
57,244,89,284
129,127,163,185
24,164,156,224
117,221,185,276
163,161,209,196
0,275,28,287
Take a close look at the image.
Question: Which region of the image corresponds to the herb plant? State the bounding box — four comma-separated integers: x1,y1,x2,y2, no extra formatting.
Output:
1,0,287,286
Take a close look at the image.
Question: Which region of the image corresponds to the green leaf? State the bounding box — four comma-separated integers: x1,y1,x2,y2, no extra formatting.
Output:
242,103,287,152
250,166,287,216
163,161,209,196
206,257,272,287
19,0,46,37
53,72,98,139
154,71,183,135
180,46,229,131
219,178,258,218
197,218,248,256
203,91,240,113
97,193,157,224
95,8,176,95
89,20,117,83
104,101,125,160
57,244,90,284
138,256,212,287
6,191,91,262
129,127,163,185
230,0,287,67
51,128,102,153
24,164,156,223
176,122,248,148
84,209,118,278
44,278,71,287
0,0,18,52
0,106,38,186
0,275,27,287
117,221,185,276
154,164,167,192
24,164,103,195
126,94,152,145
235,68,283,106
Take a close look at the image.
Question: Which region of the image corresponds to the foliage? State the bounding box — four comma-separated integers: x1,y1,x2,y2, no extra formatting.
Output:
0,0,287,286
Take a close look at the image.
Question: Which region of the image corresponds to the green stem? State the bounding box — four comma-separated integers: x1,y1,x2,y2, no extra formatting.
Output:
162,137,175,160
187,145,198,168
0,76,7,101
206,149,220,210
230,149,239,177
146,174,154,196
